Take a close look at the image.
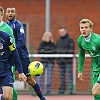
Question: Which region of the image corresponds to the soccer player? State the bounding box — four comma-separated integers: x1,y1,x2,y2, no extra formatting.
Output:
0,30,27,100
77,18,100,100
0,6,18,100
6,7,47,100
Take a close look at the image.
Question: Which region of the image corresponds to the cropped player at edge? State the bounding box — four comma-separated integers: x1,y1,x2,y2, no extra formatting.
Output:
77,19,100,100
0,31,27,100
0,6,18,100
6,7,47,100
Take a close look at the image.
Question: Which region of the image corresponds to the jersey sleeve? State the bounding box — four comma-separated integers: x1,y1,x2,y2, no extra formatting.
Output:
77,37,85,73
6,36,23,74
7,27,16,45
16,23,25,50
96,35,100,66
6,36,16,51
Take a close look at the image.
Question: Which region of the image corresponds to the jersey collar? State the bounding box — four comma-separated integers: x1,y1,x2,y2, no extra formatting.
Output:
84,33,91,42
0,21,4,27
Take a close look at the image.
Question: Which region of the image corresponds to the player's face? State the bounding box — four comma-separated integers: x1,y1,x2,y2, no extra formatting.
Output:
0,12,3,22
80,23,92,38
59,29,67,37
45,35,51,43
6,8,16,21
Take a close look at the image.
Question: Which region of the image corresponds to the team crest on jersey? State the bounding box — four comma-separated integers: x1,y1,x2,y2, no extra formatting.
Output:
0,43,3,49
92,46,96,51
20,27,24,33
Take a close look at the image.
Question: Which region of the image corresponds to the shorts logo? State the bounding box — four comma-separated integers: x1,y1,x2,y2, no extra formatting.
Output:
9,82,13,85
0,43,3,49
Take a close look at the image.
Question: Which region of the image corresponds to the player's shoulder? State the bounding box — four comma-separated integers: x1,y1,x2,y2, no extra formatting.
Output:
0,30,10,36
92,32,100,37
3,22,12,30
92,33,100,42
15,20,23,26
0,31,10,40
77,35,83,43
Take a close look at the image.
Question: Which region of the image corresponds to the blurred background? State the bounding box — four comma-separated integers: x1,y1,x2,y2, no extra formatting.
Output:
1,0,100,96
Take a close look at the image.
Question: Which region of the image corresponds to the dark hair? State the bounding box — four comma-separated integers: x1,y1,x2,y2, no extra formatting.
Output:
6,6,16,12
59,26,66,30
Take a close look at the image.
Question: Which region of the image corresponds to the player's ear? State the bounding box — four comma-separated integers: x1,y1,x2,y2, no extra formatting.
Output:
90,27,93,32
15,13,17,17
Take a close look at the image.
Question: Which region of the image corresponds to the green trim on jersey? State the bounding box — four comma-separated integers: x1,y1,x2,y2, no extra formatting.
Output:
77,32,100,73
0,22,15,44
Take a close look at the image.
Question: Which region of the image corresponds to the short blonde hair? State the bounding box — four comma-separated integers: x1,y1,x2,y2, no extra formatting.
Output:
79,19,93,28
0,6,4,15
42,32,54,42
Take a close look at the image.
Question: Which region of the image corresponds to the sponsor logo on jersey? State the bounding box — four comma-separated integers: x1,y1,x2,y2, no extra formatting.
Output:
9,82,13,85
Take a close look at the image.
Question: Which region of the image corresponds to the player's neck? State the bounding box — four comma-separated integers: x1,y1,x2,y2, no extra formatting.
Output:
84,33,91,42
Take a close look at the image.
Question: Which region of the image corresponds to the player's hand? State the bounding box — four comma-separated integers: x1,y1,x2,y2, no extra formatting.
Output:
78,73,84,81
18,73,27,82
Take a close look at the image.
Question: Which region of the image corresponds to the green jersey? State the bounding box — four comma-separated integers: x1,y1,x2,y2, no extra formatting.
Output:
77,32,100,73
0,21,15,44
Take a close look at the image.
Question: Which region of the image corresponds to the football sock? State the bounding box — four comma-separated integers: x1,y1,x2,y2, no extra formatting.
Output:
13,88,18,100
94,95,100,100
32,83,44,98
11,66,18,100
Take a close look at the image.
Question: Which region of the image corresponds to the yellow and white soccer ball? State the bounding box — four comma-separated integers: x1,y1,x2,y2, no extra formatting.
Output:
28,61,44,77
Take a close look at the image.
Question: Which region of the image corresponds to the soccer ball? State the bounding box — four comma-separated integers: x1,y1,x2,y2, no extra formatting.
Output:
28,61,44,77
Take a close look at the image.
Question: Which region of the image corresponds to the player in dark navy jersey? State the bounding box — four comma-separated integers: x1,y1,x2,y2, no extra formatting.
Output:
6,7,47,100
0,31,27,100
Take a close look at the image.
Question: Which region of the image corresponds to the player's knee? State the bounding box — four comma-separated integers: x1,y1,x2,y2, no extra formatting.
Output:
4,94,12,100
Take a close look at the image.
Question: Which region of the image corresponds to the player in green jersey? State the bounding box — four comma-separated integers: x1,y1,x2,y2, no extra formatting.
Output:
0,6,18,100
77,18,100,100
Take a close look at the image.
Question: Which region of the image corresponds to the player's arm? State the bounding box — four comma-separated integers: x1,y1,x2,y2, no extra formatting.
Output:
7,26,16,45
16,24,25,50
77,38,85,81
96,36,100,84
77,38,85,73
6,36,27,82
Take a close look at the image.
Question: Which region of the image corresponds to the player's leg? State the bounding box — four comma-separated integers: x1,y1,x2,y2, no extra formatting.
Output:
13,88,18,100
92,73,100,100
0,71,14,100
27,76,47,100
2,86,13,100
11,66,18,100
36,63,47,93
22,58,47,100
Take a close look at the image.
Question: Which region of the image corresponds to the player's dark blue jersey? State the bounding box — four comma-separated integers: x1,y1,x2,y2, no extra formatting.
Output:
6,20,29,58
0,31,23,76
